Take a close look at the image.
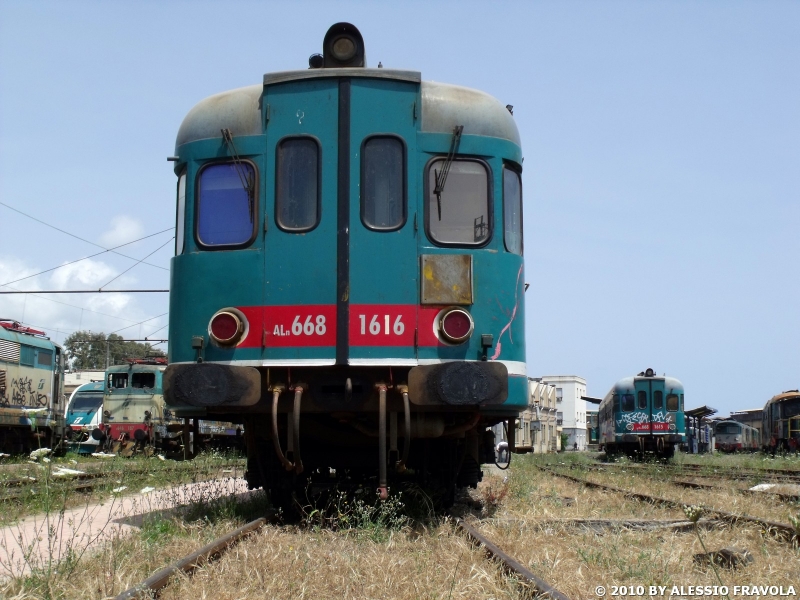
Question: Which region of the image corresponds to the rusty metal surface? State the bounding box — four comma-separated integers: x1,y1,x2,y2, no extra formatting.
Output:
114,517,267,600
163,363,261,407
455,517,572,600
408,361,507,406
420,254,473,305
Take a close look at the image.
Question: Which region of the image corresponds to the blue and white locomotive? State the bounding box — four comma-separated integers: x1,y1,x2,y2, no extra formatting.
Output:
598,368,686,459
163,23,527,507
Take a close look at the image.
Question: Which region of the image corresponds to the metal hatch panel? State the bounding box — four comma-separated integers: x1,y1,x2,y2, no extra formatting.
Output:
420,254,473,305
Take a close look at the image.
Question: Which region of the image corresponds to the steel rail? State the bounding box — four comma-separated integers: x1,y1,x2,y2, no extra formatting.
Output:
671,478,800,502
114,517,267,600
583,462,800,480
454,517,572,600
542,467,798,542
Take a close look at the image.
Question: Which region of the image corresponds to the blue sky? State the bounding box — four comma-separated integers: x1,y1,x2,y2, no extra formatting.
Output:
0,1,797,413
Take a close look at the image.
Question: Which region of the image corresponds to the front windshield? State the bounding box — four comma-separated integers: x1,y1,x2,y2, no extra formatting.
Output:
69,392,103,412
716,423,741,435
783,398,800,418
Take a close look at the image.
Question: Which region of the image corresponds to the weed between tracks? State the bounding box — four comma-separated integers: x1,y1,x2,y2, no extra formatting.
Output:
3,451,800,599
490,453,800,600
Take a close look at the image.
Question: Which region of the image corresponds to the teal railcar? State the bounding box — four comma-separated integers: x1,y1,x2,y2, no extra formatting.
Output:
164,23,526,507
598,368,686,459
0,320,65,454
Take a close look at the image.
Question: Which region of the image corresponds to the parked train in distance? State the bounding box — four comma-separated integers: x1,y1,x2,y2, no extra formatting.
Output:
763,389,800,453
598,368,686,459
163,22,527,508
0,320,65,454
90,358,242,457
713,419,760,452
65,380,104,454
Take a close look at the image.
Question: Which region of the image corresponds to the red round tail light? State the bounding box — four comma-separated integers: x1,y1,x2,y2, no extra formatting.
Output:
439,309,474,344
209,310,246,346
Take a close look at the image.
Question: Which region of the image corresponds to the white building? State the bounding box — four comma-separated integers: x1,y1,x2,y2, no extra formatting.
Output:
540,375,588,450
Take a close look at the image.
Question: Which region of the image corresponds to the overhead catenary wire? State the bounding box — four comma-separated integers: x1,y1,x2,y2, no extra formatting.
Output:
98,237,173,290
0,287,143,323
0,229,173,287
0,201,170,271
110,313,168,335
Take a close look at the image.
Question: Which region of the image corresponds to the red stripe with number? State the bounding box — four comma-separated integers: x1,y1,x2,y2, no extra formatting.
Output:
234,304,449,348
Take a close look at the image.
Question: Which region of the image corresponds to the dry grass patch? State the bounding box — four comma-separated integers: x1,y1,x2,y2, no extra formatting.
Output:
159,523,519,600
565,468,799,523
478,519,799,600
496,464,687,522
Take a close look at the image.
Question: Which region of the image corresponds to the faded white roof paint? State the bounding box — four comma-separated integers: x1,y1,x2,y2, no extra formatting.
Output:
176,75,520,149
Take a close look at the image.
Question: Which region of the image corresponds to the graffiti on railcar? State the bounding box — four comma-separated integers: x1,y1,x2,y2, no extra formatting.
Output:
0,373,50,408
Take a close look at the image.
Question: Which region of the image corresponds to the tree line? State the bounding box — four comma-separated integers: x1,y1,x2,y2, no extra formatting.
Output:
64,331,166,370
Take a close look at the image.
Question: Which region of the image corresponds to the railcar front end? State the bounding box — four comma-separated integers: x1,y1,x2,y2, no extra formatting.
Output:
65,381,104,453
713,419,759,452
164,23,527,506
763,390,800,452
0,320,65,454
101,359,181,455
599,368,685,459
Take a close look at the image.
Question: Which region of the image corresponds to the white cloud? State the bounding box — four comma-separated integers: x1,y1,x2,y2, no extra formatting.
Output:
0,255,165,345
98,215,144,248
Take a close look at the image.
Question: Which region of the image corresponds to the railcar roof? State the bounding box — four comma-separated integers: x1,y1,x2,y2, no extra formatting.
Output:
73,381,105,393
765,390,800,405
0,328,59,351
106,364,166,373
610,375,685,390
176,75,520,149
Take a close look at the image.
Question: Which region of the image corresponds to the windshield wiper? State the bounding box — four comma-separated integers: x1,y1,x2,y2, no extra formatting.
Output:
433,125,463,221
221,128,256,220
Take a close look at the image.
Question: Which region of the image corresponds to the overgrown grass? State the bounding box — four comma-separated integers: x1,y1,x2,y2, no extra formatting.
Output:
0,449,245,526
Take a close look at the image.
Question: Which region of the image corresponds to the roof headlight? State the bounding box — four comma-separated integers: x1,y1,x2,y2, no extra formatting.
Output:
331,35,357,61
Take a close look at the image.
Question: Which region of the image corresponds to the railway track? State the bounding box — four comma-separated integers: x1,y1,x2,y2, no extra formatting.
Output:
112,511,573,599
114,517,268,600
541,466,798,543
454,517,571,600
582,462,800,484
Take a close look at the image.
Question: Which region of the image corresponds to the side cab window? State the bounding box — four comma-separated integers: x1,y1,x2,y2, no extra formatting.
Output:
196,161,257,248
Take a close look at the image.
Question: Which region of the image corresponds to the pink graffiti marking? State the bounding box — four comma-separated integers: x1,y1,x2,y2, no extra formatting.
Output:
491,264,524,361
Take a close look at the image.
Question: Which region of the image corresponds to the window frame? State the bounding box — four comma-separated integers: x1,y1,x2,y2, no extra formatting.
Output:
423,155,493,248
653,390,663,410
667,393,680,412
175,170,187,255
360,134,407,232
621,393,635,412
502,162,523,255
274,135,322,233
194,159,259,250
36,350,53,367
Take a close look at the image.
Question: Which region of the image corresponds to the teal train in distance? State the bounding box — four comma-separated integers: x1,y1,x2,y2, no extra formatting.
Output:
598,368,687,460
0,320,65,454
163,23,527,508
